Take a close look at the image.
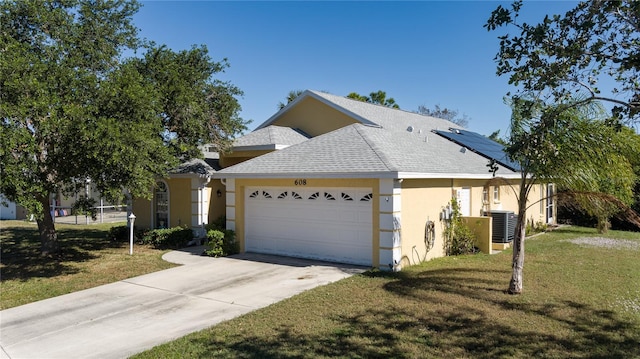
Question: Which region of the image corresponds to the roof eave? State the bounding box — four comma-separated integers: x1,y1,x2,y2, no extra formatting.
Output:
212,171,524,180
212,171,399,179
230,144,289,152
167,172,214,180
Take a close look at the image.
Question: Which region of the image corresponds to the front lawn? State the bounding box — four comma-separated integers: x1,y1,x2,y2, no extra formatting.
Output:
133,226,640,359
0,220,177,309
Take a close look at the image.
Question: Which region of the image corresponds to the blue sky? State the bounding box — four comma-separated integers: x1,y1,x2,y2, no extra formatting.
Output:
133,1,578,136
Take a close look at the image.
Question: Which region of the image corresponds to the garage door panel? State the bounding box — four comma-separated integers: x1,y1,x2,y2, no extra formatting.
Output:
248,232,370,255
245,187,373,265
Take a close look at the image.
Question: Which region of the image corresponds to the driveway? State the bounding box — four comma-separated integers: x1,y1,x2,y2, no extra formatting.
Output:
0,248,365,359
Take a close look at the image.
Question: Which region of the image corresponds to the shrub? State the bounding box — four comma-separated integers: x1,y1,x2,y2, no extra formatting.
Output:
203,229,239,257
206,215,227,231
141,227,193,249
107,225,146,242
107,225,129,242
443,197,478,256
525,218,548,236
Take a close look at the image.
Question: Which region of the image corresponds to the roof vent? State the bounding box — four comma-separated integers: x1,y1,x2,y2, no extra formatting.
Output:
407,126,414,133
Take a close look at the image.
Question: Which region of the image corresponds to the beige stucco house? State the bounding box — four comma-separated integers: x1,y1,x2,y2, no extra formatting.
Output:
133,90,555,270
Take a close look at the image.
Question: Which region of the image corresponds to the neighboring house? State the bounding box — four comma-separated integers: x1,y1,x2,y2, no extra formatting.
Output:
0,194,27,220
49,182,124,220
133,90,555,270
2,183,124,222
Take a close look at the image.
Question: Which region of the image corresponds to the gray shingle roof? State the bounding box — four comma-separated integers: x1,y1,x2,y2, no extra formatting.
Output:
216,90,517,179
171,158,216,177
217,124,516,178
233,125,309,149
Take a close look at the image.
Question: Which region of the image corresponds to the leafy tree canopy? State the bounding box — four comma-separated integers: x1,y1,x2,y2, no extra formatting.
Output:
507,97,638,199
417,104,470,128
487,130,507,145
0,0,247,253
486,0,640,124
278,89,304,110
347,90,400,109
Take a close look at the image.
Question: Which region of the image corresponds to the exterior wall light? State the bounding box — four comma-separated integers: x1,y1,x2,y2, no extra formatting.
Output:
128,213,136,255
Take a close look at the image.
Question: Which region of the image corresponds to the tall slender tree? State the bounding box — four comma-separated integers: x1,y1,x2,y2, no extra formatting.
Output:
486,0,640,294
495,97,640,294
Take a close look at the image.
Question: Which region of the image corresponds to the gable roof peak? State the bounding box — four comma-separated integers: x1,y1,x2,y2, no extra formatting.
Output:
259,89,458,131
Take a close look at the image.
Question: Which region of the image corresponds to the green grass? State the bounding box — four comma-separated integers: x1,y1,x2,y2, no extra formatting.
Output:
0,220,177,309
132,226,640,359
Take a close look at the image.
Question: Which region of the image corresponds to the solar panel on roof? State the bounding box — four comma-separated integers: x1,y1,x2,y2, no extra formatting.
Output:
433,128,521,172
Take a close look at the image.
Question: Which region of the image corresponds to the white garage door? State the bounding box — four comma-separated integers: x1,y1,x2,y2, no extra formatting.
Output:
245,187,373,265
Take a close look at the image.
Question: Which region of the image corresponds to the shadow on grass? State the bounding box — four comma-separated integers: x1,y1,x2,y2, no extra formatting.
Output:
380,268,639,358
0,225,123,281
172,267,639,359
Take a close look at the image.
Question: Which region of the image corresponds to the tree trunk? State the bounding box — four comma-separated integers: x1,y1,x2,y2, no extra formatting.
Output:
36,194,59,255
508,186,529,295
508,214,526,294
597,216,610,233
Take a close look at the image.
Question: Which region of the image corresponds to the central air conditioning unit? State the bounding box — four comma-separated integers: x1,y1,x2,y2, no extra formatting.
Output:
486,210,517,243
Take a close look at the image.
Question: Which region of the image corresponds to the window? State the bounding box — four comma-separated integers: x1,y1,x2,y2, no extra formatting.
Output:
155,181,169,229
493,186,500,202
482,187,489,203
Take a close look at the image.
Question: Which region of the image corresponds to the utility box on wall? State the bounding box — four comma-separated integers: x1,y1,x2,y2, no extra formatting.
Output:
486,210,517,243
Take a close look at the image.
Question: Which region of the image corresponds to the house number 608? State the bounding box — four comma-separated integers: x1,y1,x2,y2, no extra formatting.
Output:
294,179,307,186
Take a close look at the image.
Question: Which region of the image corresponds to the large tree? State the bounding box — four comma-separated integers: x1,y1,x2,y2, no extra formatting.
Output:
0,0,247,255
416,104,470,128
486,0,640,294
347,90,400,109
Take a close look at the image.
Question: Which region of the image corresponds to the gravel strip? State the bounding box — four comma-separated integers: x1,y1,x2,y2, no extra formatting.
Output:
565,237,640,250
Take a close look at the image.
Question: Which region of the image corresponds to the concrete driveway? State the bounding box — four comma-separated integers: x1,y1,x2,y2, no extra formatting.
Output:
0,248,365,359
